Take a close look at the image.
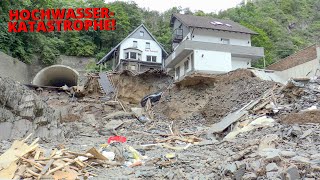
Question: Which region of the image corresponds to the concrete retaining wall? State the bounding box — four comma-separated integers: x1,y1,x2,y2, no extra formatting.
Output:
0,52,31,83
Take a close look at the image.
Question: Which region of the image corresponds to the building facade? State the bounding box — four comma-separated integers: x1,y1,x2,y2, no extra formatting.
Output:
267,44,320,79
97,24,168,72
165,13,265,80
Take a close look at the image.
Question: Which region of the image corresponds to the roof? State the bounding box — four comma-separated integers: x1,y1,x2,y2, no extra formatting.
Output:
171,13,258,35
267,44,319,71
97,24,168,65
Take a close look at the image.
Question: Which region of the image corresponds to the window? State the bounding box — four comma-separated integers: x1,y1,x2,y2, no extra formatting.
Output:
152,56,156,62
130,52,137,59
131,65,136,70
133,41,137,47
147,56,156,62
175,66,180,78
125,52,129,59
184,60,189,71
146,42,150,49
140,31,144,36
221,38,230,45
138,53,141,60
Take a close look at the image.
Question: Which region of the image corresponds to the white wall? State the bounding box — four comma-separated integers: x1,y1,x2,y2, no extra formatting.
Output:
192,29,251,46
119,37,162,63
174,53,193,80
232,57,251,70
274,58,320,79
193,50,232,73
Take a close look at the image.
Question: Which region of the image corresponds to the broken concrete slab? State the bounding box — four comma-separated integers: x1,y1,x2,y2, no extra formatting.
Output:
207,98,262,134
105,120,124,130
280,151,297,158
300,129,313,139
266,163,279,172
285,165,300,180
291,156,310,163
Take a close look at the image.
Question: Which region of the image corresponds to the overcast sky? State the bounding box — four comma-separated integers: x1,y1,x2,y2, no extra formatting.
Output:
105,0,244,13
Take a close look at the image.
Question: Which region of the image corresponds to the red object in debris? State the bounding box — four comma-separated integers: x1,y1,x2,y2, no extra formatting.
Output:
107,136,127,144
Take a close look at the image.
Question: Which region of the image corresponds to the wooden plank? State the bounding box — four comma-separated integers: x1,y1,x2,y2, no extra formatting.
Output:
40,159,54,175
0,139,38,170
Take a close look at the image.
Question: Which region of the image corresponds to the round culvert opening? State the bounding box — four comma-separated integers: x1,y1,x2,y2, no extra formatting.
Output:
32,65,79,87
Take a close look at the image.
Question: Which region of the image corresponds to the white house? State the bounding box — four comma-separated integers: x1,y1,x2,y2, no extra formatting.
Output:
165,13,265,80
97,24,168,72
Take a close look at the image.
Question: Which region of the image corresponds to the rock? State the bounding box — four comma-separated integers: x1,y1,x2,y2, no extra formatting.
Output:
291,126,302,136
310,153,320,160
285,165,300,180
105,120,124,130
266,163,279,172
280,151,296,158
224,163,237,174
259,148,281,157
311,165,320,171
291,156,310,163
249,160,261,171
301,129,313,139
265,151,281,162
266,172,279,179
242,172,257,180
234,164,246,180
83,113,97,126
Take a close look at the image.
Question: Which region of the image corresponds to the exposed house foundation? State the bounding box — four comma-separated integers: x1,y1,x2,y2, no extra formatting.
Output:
32,65,79,87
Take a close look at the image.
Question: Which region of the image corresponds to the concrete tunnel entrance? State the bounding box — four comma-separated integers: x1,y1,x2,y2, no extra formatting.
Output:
32,65,79,87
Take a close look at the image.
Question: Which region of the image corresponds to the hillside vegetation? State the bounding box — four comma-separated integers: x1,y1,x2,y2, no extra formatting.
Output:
0,0,319,67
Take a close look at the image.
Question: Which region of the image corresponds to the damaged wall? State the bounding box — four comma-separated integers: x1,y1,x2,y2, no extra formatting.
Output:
0,77,63,141
113,70,172,104
0,52,31,84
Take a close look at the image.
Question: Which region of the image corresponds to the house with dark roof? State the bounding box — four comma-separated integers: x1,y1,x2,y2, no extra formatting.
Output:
97,24,168,72
165,13,265,80
267,44,320,79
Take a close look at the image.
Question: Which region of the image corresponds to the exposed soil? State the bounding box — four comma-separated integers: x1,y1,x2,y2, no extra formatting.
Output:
154,69,275,125
282,110,320,124
112,70,172,105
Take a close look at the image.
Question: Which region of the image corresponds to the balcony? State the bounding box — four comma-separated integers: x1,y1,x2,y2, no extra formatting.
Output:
165,40,265,68
172,28,183,43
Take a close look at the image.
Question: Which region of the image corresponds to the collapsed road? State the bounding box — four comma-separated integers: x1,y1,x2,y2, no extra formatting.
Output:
0,69,320,179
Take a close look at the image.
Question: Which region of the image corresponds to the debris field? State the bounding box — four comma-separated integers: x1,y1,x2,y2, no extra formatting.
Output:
1,69,320,179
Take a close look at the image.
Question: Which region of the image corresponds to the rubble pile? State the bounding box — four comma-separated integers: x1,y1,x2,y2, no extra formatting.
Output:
0,77,63,141
154,69,274,124
249,77,320,124
1,69,320,179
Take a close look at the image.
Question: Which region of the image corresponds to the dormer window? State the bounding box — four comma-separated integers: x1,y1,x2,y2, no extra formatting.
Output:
221,38,230,45
210,21,223,25
146,42,150,49
133,41,137,48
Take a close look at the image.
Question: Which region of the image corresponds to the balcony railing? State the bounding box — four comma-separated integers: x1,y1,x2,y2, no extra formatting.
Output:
172,28,183,43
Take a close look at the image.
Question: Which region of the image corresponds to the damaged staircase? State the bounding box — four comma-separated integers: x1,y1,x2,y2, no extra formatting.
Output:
98,72,115,96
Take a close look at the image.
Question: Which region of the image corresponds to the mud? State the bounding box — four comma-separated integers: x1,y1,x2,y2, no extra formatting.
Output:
282,110,320,124
112,70,172,105
154,69,275,124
